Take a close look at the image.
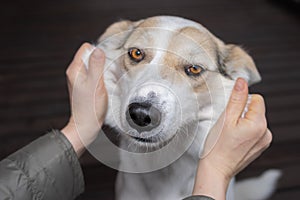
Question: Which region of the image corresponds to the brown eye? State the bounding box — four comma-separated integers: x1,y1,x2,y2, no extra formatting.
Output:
184,65,204,76
128,47,145,62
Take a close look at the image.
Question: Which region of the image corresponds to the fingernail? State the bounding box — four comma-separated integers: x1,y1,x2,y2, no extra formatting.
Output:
234,78,245,91
92,48,103,59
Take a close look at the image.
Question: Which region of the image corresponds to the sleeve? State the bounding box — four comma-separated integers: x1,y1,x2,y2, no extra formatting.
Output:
182,195,215,200
0,130,85,200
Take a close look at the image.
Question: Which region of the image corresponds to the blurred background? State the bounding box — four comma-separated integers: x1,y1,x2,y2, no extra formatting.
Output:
1,0,299,199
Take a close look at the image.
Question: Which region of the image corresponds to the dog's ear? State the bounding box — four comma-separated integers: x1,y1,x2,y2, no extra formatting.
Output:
98,20,144,50
218,44,261,86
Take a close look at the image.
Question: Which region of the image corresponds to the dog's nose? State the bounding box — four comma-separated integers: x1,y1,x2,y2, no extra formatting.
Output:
126,102,161,132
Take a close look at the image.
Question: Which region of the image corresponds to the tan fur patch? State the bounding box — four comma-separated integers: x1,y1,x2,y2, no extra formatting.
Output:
137,18,161,28
158,27,218,85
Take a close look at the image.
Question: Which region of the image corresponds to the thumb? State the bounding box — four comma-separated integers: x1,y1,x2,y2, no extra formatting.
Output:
226,78,249,124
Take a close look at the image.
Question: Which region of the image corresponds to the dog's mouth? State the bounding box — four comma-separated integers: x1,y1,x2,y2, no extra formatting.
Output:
129,130,177,146
131,136,156,143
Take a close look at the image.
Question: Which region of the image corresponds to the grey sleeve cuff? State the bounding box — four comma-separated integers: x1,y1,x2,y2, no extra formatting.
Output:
183,195,215,200
0,130,84,200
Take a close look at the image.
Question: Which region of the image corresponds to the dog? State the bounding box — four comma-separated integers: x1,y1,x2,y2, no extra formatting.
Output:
89,16,281,200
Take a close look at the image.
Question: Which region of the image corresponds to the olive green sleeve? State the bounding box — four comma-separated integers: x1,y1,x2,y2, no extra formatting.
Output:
0,130,84,200
183,195,215,200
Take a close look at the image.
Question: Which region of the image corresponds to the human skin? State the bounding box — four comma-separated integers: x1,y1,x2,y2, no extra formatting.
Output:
192,78,272,200
61,43,108,156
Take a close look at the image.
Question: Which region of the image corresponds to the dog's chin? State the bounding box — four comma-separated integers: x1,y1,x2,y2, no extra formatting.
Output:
124,131,177,149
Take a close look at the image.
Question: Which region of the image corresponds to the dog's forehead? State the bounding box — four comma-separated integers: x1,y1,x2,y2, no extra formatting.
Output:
125,17,212,47
136,16,212,41
138,16,208,32
128,17,218,69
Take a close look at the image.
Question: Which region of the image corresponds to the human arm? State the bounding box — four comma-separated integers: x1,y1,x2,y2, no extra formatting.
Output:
0,130,84,200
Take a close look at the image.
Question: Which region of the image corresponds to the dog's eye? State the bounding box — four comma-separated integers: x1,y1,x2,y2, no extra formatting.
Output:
184,65,204,76
128,47,145,62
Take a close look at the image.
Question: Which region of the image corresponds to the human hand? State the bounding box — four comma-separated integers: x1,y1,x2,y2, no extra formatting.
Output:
61,43,108,156
193,78,272,199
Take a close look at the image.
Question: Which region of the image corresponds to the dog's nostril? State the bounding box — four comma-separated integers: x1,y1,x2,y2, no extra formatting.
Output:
128,102,152,127
126,102,161,131
144,116,151,125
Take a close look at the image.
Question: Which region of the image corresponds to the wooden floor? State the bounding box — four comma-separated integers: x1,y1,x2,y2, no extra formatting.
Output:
1,0,300,199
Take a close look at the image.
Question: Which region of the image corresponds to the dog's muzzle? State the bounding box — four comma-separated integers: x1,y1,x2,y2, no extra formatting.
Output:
126,101,161,132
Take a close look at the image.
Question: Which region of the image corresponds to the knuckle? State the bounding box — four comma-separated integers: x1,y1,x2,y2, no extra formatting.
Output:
82,42,91,48
262,137,272,149
66,68,75,83
250,117,267,136
66,68,71,77
230,93,243,104
259,131,272,149
265,131,273,144
66,68,73,77
253,94,265,105
81,42,92,51
253,94,264,101
257,121,267,135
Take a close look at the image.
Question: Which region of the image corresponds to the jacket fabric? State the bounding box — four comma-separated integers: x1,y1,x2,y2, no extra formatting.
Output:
183,195,214,200
0,130,84,200
0,130,213,200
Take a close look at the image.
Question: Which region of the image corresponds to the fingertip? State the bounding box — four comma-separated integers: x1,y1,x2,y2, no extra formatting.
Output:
234,78,248,92
231,78,249,102
226,78,250,123
81,42,92,50
71,43,92,65
68,43,93,78
76,43,93,58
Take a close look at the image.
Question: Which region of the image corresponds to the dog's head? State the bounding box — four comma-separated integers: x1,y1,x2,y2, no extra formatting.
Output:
98,16,260,151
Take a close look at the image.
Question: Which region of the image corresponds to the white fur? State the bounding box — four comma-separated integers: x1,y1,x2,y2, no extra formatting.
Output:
85,16,280,200
234,169,282,200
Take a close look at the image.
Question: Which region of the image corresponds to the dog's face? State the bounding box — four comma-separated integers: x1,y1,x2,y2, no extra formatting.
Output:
98,16,260,151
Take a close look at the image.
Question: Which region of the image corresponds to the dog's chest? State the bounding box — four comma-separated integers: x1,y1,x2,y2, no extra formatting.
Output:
116,147,198,200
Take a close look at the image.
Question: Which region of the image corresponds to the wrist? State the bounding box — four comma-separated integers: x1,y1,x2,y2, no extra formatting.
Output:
61,118,103,157
193,159,230,200
61,123,86,157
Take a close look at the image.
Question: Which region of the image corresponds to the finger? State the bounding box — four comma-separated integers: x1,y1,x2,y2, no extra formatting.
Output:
88,48,105,79
225,78,249,124
67,43,93,81
244,94,266,121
